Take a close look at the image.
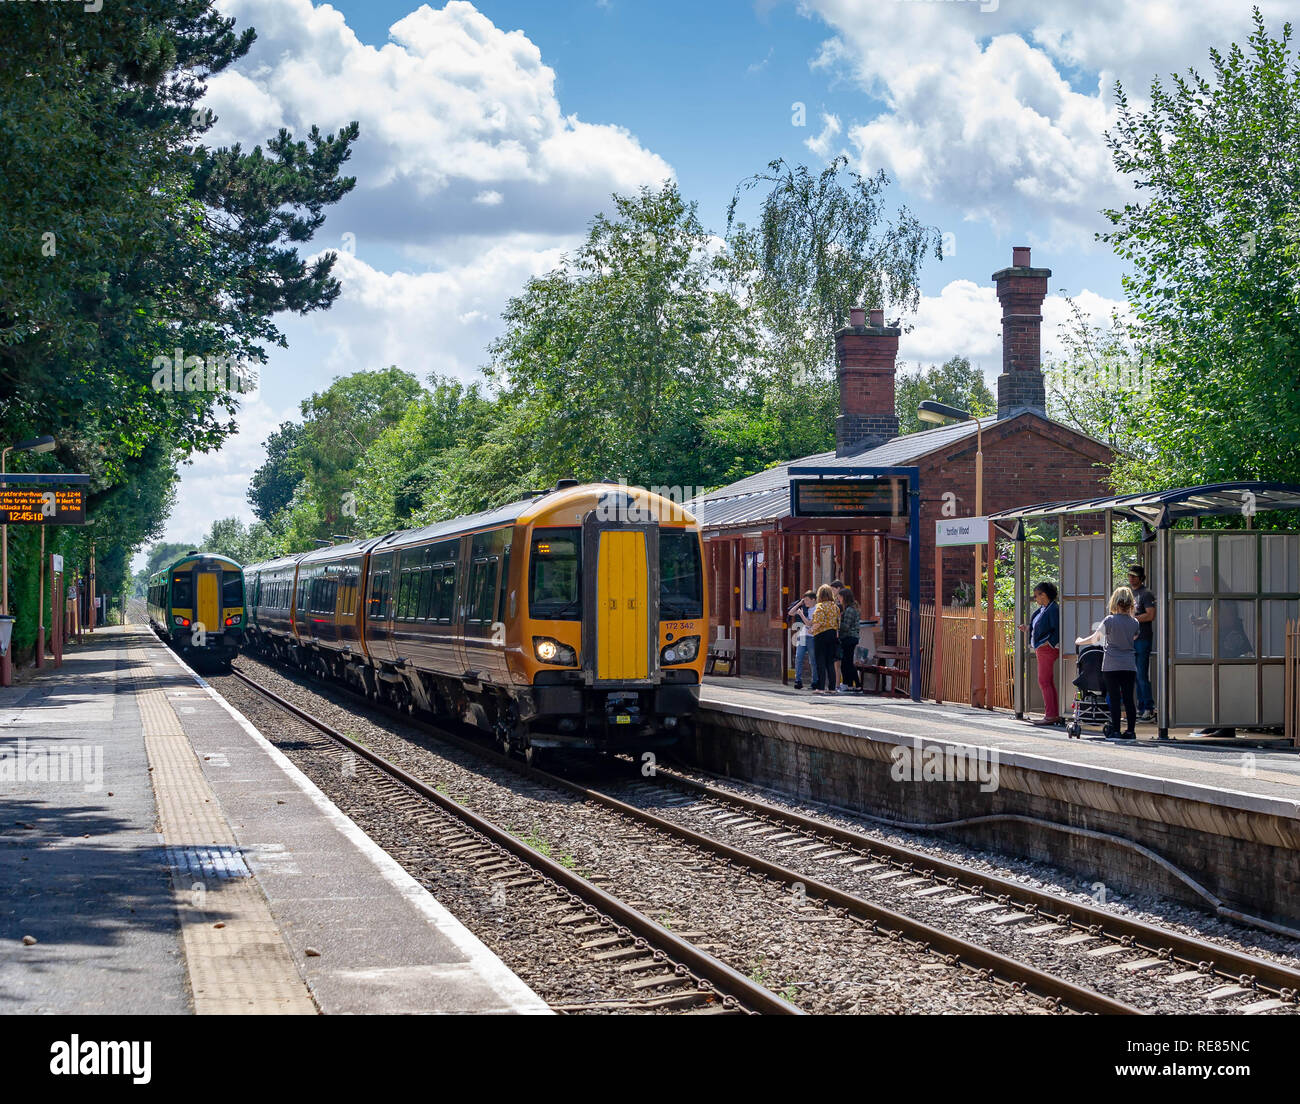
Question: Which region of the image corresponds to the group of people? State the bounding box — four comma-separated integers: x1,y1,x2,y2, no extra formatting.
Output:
1022,564,1157,739
787,581,869,695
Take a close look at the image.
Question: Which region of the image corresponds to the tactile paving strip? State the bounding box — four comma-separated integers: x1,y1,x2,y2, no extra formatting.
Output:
126,640,316,1015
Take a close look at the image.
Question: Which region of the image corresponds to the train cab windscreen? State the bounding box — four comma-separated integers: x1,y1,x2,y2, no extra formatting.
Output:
529,529,581,619
659,530,702,619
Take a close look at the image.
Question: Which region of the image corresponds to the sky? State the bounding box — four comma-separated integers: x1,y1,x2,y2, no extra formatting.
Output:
152,0,1291,557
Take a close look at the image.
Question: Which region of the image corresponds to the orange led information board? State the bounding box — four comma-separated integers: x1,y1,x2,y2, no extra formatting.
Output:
0,487,86,525
790,477,910,518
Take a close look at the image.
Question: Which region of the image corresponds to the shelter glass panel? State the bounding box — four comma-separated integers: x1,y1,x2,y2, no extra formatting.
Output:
1217,534,1257,594
1173,600,1213,659
1262,534,1299,593
1173,534,1214,593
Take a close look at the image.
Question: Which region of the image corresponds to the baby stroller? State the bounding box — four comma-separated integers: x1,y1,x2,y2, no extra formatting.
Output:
1065,645,1112,739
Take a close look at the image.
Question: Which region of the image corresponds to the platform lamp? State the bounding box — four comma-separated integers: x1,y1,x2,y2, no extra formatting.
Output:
1,435,56,686
916,402,989,706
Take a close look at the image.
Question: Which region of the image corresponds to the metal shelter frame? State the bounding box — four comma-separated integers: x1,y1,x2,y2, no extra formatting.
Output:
990,482,1300,742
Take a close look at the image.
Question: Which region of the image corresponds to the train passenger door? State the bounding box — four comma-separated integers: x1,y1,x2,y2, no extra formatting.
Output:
595,530,649,680
195,568,221,640
461,531,504,681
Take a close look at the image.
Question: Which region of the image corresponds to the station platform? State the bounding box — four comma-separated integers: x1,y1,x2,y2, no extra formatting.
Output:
692,677,1300,930
0,625,549,1015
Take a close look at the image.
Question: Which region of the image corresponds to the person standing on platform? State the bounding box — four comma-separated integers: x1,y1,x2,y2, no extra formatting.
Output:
788,591,816,689
810,585,841,694
1019,581,1062,725
836,588,861,693
1128,565,1156,722
1076,586,1141,739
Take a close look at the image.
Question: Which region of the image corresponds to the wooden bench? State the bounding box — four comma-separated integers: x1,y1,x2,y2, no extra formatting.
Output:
705,636,737,676
856,645,909,697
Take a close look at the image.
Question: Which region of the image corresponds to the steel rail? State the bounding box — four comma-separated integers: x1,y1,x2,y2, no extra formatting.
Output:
231,660,1134,1014
229,669,803,1016
648,763,1300,1002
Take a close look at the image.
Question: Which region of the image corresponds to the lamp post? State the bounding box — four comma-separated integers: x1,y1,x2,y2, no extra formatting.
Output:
1,435,56,686
917,402,988,706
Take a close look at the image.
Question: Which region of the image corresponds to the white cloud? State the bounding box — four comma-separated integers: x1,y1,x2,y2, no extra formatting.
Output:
803,0,1295,244
284,240,568,385
897,278,1128,383
204,0,673,250
804,112,843,158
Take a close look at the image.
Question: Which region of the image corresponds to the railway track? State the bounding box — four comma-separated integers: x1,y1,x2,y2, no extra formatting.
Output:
225,660,1151,1015
606,765,1300,1015
226,669,796,1016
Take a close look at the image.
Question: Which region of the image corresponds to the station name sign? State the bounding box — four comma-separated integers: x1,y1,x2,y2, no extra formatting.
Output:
935,516,990,547
0,488,86,525
790,476,911,518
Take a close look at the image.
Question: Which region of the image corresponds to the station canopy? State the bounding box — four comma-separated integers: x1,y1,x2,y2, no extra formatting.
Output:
989,482,1300,536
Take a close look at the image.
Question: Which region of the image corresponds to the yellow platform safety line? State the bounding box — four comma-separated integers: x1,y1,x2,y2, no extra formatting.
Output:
596,530,648,680
128,645,317,1015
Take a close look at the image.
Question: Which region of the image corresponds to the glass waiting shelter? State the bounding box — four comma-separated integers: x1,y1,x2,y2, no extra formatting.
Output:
989,483,1300,743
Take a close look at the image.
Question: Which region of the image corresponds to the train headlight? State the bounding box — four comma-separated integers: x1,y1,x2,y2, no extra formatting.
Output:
533,636,577,666
174,615,190,627
661,635,699,665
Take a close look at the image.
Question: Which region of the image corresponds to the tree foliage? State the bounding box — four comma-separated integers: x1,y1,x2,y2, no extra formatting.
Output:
0,1,356,658
895,356,995,437
1101,7,1300,488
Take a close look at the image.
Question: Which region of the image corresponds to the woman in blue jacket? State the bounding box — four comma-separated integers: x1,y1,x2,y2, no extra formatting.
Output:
1018,581,1061,726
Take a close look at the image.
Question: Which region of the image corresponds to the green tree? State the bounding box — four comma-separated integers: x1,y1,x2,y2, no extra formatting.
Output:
247,422,305,523
1044,301,1151,474
271,367,422,544
487,183,760,494
726,156,941,380
0,1,358,659
895,356,996,436
1101,8,1300,489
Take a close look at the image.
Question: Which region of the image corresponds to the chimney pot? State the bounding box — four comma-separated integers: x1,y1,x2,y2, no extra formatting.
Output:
849,306,866,328
868,308,884,328
1012,245,1031,268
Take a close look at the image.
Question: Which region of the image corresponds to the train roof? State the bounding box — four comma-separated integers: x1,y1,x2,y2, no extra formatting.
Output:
294,535,386,567
374,483,698,553
147,551,243,583
243,484,700,570
242,552,308,576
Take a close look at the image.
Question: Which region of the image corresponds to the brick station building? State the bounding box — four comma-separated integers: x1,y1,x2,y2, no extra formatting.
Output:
692,247,1114,680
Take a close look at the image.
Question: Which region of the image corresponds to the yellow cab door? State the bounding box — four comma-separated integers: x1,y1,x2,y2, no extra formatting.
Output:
196,570,221,638
596,530,648,680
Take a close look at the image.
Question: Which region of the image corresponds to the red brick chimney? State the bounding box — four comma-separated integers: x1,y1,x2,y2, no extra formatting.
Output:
992,245,1050,418
834,306,900,457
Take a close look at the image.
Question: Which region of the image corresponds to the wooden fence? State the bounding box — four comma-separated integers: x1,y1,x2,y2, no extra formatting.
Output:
1286,619,1300,747
896,600,1016,710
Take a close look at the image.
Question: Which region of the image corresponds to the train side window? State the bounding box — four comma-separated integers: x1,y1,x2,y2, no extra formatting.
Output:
417,567,434,620
398,570,417,621
468,556,498,624
374,571,389,620
496,545,511,624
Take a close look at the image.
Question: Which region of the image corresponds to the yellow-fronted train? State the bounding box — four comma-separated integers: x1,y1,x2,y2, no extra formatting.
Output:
243,482,707,761
146,551,246,668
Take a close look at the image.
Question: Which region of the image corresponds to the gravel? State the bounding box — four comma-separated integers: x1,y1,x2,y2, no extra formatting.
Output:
216,656,1062,1015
